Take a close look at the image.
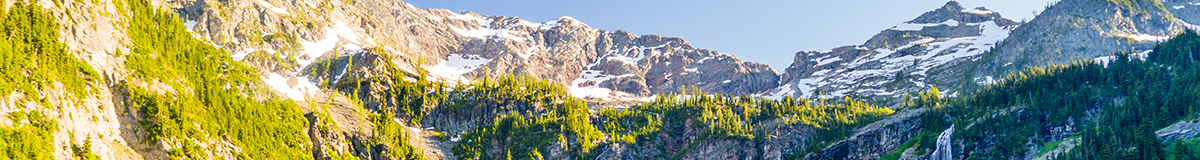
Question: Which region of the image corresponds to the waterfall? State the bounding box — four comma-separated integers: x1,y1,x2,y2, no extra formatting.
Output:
931,124,954,160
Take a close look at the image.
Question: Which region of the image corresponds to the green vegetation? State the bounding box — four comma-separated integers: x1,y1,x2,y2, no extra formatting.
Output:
672,135,707,160
0,3,97,159
915,29,1200,159
1166,138,1200,160
324,49,449,125
1036,136,1075,157
120,0,314,159
449,74,603,160
598,107,662,144
71,136,101,160
0,2,98,101
601,86,894,155
263,33,302,52
0,111,57,160
879,131,938,160
245,50,299,70
2,0,905,159
1104,0,1168,14
368,111,425,159
309,63,432,160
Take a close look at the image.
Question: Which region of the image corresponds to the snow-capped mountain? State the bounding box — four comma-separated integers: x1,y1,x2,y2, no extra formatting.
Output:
762,1,1019,105
764,0,1200,106
14,0,1200,158
182,0,778,102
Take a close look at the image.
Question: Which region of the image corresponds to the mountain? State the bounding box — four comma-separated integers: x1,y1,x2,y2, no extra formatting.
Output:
6,0,1200,159
799,0,1200,159
0,0,800,159
763,1,1020,106
764,0,1200,107
181,0,778,102
976,0,1192,79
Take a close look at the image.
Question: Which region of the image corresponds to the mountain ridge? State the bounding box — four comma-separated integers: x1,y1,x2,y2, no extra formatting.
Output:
764,1,1020,106
5,0,1200,159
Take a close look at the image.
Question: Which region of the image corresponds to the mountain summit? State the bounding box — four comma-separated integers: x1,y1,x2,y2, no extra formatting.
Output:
765,1,1019,105
183,0,782,101
978,0,1193,78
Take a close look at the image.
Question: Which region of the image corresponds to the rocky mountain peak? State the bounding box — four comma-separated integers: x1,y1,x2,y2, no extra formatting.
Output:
908,1,1012,25
908,1,966,23
766,2,1020,105
977,0,1192,78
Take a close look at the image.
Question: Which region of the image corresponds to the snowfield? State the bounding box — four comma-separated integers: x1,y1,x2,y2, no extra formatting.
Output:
426,53,494,82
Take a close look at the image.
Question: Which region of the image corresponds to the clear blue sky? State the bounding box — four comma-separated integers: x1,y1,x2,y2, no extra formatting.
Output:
404,0,1060,71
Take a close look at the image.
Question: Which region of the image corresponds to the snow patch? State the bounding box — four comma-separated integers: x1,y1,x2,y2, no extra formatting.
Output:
1118,33,1171,42
1179,19,1200,30
1175,5,1187,9
449,17,528,42
262,73,321,101
184,20,197,31
449,13,486,23
296,21,373,69
607,50,647,65
299,33,338,66
815,56,842,66
696,53,732,64
426,53,493,82
518,18,564,29
763,83,797,99
1093,50,1150,67
566,69,634,100
519,47,538,59
451,27,527,42
565,65,649,100
975,76,998,85
962,8,994,15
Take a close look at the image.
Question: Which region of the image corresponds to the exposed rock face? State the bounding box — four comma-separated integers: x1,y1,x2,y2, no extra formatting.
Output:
805,108,925,160
765,1,1019,106
760,121,818,159
1157,119,1200,142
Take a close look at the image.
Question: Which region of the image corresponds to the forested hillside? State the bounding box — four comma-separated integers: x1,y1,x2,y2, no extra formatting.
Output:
6,0,1200,159
1,2,100,159
904,29,1200,159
